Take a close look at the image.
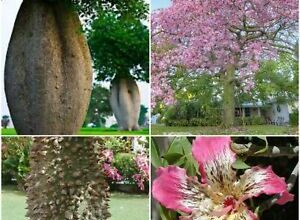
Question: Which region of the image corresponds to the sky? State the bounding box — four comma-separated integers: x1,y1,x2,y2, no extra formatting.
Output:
0,0,150,124
151,0,171,11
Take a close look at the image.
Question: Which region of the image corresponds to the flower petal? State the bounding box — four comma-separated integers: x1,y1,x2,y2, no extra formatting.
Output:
237,166,293,204
192,137,237,193
152,166,214,214
276,190,294,205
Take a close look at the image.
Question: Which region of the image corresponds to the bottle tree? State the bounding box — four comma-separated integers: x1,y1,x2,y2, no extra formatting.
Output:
4,0,147,134
87,5,149,131
152,0,298,127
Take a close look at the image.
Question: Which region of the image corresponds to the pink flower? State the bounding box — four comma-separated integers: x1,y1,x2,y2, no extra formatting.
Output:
133,174,145,191
152,137,293,219
103,163,123,181
102,149,113,163
133,153,149,190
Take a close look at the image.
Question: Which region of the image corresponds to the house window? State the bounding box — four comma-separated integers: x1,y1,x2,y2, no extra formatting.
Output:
245,108,250,117
235,109,242,117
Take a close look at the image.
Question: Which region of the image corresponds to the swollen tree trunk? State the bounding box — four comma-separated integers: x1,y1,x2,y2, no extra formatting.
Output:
109,77,141,131
222,64,235,128
26,137,110,220
5,0,92,135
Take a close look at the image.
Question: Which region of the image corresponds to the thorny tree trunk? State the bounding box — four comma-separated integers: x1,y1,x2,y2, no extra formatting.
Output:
222,64,235,128
26,137,110,220
5,0,92,135
109,77,141,131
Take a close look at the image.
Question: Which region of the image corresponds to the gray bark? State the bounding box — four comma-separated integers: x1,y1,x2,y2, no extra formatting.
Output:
109,78,141,131
5,0,92,135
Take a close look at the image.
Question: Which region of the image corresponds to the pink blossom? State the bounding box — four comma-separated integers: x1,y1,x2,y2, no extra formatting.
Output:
133,153,149,190
103,163,123,181
133,174,145,191
151,0,298,107
152,137,293,219
102,149,114,163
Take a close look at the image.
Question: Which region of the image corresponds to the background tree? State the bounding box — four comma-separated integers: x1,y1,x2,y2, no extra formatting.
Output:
87,6,149,130
1,115,10,129
235,52,298,106
253,53,298,104
84,83,112,127
151,0,298,127
138,105,148,126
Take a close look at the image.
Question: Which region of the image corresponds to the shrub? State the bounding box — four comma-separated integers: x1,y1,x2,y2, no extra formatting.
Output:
164,106,177,126
190,118,202,126
235,117,244,126
163,103,222,127
110,123,119,129
173,119,189,126
2,137,31,190
290,111,298,126
205,115,222,126
113,153,138,182
235,116,265,126
251,116,266,125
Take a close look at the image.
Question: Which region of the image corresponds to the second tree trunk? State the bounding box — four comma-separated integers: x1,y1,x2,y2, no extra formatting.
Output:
110,77,141,131
222,64,235,128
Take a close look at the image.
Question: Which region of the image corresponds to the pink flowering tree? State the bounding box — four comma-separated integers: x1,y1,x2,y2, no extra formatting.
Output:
151,136,298,219
151,0,298,127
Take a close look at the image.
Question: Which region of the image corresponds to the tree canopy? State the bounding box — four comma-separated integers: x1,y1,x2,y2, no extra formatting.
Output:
87,11,149,82
45,0,148,21
239,53,298,104
151,0,298,107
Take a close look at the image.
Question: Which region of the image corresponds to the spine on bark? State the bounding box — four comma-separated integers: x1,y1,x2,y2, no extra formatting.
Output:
26,137,111,220
109,76,141,131
5,0,92,135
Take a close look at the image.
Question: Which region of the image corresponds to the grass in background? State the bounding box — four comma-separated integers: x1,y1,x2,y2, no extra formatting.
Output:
2,185,149,220
1,128,149,135
151,124,298,135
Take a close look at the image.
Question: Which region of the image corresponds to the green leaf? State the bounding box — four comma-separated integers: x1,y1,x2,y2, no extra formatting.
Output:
158,205,177,220
232,158,250,169
174,156,186,166
162,153,183,164
167,137,186,154
184,160,197,176
151,139,163,168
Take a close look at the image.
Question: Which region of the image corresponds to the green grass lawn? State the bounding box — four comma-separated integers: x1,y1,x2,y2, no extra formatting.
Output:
1,127,149,135
151,124,298,135
2,185,149,220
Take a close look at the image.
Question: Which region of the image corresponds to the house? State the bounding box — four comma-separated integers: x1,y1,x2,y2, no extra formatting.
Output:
235,101,293,125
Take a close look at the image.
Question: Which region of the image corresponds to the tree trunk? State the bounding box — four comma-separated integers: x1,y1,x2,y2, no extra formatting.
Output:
5,0,92,135
109,77,141,131
26,137,110,220
222,64,235,128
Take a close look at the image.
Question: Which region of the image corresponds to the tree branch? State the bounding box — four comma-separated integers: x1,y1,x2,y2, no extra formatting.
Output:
248,145,299,158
